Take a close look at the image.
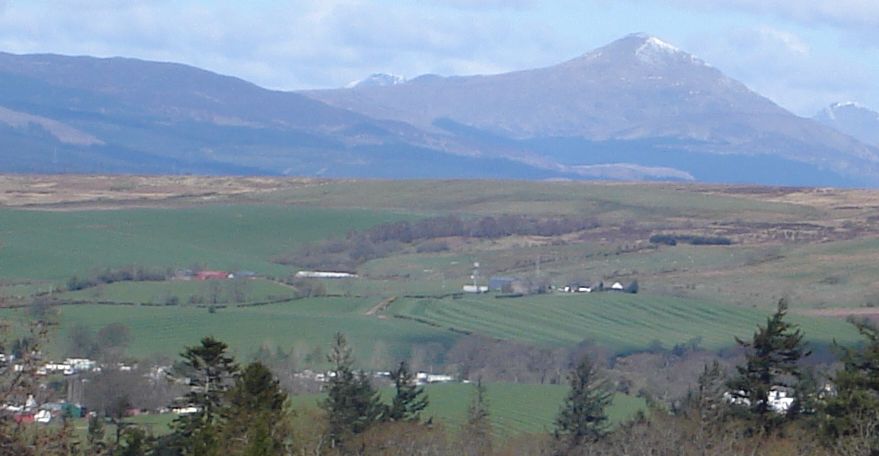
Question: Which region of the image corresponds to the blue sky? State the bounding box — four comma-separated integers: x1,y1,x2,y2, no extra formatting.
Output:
0,0,877,115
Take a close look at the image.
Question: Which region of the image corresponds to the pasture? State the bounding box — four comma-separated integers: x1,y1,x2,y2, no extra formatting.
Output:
390,293,860,353
0,205,411,282
70,382,645,439
0,297,458,363
289,382,646,437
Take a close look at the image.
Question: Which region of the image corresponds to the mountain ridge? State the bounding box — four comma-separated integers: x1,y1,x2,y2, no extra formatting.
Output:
1,34,878,186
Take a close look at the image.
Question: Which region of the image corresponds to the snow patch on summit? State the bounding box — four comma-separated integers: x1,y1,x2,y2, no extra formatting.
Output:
638,37,679,55
346,73,406,89
634,35,706,66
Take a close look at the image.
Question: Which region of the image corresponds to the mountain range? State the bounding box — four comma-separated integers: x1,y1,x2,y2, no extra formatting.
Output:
1,33,878,186
814,102,879,148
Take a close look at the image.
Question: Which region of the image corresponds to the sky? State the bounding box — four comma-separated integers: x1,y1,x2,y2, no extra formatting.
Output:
0,0,877,116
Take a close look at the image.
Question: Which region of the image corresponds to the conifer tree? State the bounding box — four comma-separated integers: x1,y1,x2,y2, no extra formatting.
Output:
385,361,429,422
320,333,382,448
554,355,613,448
460,378,493,456
222,361,289,456
822,320,879,450
727,299,809,435
171,336,238,455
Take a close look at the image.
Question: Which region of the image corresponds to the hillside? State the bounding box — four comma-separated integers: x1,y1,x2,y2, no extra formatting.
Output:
815,101,879,147
307,34,879,186
0,52,550,178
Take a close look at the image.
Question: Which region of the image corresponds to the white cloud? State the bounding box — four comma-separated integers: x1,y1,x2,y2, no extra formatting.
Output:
688,26,873,114
0,0,564,90
425,0,535,9
652,0,879,42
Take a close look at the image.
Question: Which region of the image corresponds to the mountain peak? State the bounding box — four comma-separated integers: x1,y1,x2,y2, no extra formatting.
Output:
815,102,879,146
345,73,406,89
579,33,705,67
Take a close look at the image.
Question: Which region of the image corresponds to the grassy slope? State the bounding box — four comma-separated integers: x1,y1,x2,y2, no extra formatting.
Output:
391,293,859,353
71,383,645,439
289,382,646,437
266,181,814,220
0,297,458,362
57,278,298,304
0,205,411,281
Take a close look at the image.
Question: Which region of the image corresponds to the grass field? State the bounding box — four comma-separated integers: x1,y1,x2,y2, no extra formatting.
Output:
0,297,459,363
57,278,298,305
68,382,645,440
2,178,877,363
0,205,412,282
391,293,860,353
0,289,856,362
289,382,645,437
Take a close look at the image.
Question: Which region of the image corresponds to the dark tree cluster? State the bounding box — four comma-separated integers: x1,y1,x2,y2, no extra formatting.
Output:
67,265,169,291
649,234,733,246
276,214,601,270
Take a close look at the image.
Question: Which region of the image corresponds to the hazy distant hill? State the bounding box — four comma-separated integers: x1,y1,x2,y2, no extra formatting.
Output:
815,102,879,147
0,52,549,177
2,34,879,186
307,33,879,186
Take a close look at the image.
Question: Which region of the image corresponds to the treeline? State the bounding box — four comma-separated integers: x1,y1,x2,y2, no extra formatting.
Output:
649,234,733,246
66,266,169,291
277,214,600,271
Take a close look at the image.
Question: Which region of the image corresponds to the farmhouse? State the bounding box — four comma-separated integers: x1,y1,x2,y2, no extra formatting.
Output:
195,270,232,280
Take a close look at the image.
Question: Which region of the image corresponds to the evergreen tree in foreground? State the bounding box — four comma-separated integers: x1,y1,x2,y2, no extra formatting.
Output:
554,355,613,448
822,319,879,451
170,336,239,455
222,361,290,456
320,333,382,448
460,378,493,456
385,360,429,423
726,299,809,435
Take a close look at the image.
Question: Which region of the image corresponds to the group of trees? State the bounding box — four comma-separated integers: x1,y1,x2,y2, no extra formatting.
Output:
67,322,132,360
648,234,733,246
535,300,879,455
67,266,169,292
277,214,601,271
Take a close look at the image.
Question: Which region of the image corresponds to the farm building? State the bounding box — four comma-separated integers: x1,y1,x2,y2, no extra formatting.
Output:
462,285,488,293
489,276,517,292
295,271,358,279
195,271,232,280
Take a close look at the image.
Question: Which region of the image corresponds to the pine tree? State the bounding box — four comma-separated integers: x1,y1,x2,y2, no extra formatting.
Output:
385,361,429,422
554,355,613,448
320,333,382,448
460,378,493,456
171,336,239,456
222,361,289,456
726,299,809,435
821,320,879,450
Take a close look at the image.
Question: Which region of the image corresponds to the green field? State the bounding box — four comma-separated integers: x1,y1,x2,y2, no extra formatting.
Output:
391,293,860,353
0,297,458,363
290,382,645,437
0,205,412,281
58,278,298,305
1,179,874,364
70,382,644,439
